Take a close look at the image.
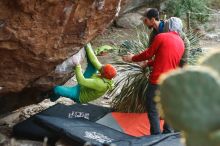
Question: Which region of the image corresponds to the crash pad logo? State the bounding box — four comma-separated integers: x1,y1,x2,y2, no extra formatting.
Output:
84,131,114,143
68,111,90,120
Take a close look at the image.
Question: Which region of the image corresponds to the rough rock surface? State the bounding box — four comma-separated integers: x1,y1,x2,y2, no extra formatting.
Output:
0,0,123,114
120,0,166,14
116,13,143,28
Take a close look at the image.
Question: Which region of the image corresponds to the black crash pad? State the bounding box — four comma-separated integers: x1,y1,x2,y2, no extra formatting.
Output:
13,103,111,143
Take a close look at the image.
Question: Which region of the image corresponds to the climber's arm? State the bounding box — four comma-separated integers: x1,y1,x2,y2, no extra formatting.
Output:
85,43,102,71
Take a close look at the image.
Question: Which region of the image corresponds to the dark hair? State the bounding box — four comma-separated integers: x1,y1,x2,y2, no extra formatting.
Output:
144,8,159,21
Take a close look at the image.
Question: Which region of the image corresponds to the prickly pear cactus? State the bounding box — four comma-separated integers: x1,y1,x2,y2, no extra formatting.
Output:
158,51,220,146
199,50,220,75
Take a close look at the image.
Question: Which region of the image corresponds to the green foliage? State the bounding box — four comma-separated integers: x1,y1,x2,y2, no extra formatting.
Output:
110,63,150,112
94,45,116,56
165,0,210,26
118,26,150,55
109,25,151,113
185,30,204,65
209,0,220,9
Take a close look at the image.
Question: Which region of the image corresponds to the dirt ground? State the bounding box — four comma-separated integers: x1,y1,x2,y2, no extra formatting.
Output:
0,25,220,146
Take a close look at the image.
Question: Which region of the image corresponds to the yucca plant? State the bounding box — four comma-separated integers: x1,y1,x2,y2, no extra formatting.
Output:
108,25,151,113
109,62,151,113
109,25,204,113
186,30,204,65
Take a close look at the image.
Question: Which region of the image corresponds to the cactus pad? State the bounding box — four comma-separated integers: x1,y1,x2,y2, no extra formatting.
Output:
159,66,220,146
199,50,220,75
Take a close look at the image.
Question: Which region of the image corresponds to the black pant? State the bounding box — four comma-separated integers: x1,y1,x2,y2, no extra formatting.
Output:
145,83,173,135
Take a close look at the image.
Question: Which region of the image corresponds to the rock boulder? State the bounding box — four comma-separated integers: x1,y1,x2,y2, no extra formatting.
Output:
0,0,123,114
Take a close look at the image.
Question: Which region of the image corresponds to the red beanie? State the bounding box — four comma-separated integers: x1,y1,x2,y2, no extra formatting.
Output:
102,64,117,80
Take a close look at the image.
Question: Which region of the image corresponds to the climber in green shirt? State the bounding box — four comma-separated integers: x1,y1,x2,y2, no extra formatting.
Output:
50,44,117,103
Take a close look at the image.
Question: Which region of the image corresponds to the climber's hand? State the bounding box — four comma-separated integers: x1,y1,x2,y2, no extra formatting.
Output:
122,52,134,63
71,48,86,65
136,61,148,68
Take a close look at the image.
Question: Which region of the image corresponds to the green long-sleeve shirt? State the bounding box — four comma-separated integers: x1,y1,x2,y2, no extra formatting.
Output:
86,43,102,70
75,44,114,103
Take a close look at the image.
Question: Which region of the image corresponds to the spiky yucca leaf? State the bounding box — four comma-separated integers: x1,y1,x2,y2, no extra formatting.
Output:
186,30,204,65
110,64,151,112
119,25,149,56
108,25,151,113
110,26,204,113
